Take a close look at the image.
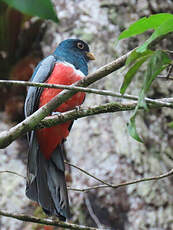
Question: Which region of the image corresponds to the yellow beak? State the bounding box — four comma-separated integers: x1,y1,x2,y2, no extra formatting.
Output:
86,52,95,60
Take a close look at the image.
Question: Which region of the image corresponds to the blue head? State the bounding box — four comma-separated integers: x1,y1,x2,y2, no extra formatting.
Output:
53,39,95,75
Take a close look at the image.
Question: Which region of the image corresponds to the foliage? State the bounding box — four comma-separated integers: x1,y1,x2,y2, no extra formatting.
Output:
2,0,58,22
118,13,173,142
168,121,173,129
118,13,173,52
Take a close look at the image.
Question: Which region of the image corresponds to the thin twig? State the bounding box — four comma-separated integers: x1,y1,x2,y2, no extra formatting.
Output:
0,170,26,179
68,168,173,192
65,161,112,186
166,65,173,79
0,210,103,230
0,79,173,105
163,49,173,54
157,75,173,80
0,79,148,99
0,166,172,195
0,161,112,187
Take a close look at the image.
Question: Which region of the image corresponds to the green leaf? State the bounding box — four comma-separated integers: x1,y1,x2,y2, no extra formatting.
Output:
118,13,173,40
127,115,143,143
143,50,171,93
126,49,153,66
168,121,173,128
120,55,150,94
127,50,171,143
121,50,153,95
137,18,173,53
137,50,170,109
2,0,58,22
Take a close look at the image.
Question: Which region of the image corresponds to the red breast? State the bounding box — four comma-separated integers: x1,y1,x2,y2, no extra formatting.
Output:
36,62,86,159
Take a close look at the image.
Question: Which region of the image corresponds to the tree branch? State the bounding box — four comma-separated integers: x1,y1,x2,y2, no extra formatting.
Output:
37,98,173,129
0,97,173,148
0,210,103,230
65,161,112,187
68,168,173,192
0,160,112,188
0,79,173,104
1,166,172,194
0,170,25,179
0,161,112,187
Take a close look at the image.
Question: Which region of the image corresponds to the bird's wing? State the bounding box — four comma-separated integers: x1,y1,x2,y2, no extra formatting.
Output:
24,55,56,117
25,55,56,194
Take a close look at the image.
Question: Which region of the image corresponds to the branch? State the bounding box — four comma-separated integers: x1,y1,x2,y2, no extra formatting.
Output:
0,161,111,187
0,170,25,179
1,166,172,195
0,96,173,148
0,79,154,99
0,79,173,104
0,49,133,148
0,210,103,230
37,98,173,129
68,168,173,192
65,161,112,187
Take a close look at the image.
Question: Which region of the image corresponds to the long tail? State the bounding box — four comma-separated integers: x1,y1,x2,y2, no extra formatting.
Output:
26,132,70,221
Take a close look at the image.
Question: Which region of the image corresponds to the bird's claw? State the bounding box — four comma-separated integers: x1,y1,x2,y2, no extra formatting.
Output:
51,112,63,118
52,111,61,116
75,105,81,112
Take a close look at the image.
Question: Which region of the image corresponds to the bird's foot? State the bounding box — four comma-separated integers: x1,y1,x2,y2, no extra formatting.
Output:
52,111,61,116
51,112,63,118
75,105,82,112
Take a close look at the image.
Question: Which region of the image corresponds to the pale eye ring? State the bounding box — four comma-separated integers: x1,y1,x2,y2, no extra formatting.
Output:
77,42,85,49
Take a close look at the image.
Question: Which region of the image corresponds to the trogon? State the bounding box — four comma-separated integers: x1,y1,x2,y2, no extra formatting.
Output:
24,39,95,220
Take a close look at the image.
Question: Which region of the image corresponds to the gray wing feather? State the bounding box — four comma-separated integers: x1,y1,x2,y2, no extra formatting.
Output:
24,55,56,118
25,54,56,187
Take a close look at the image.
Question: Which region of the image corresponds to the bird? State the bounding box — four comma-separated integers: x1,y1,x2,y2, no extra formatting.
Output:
24,39,95,221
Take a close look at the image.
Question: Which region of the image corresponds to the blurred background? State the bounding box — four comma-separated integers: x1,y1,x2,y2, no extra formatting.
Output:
0,0,173,229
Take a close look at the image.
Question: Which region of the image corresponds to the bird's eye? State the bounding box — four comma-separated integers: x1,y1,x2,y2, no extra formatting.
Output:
77,42,85,49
